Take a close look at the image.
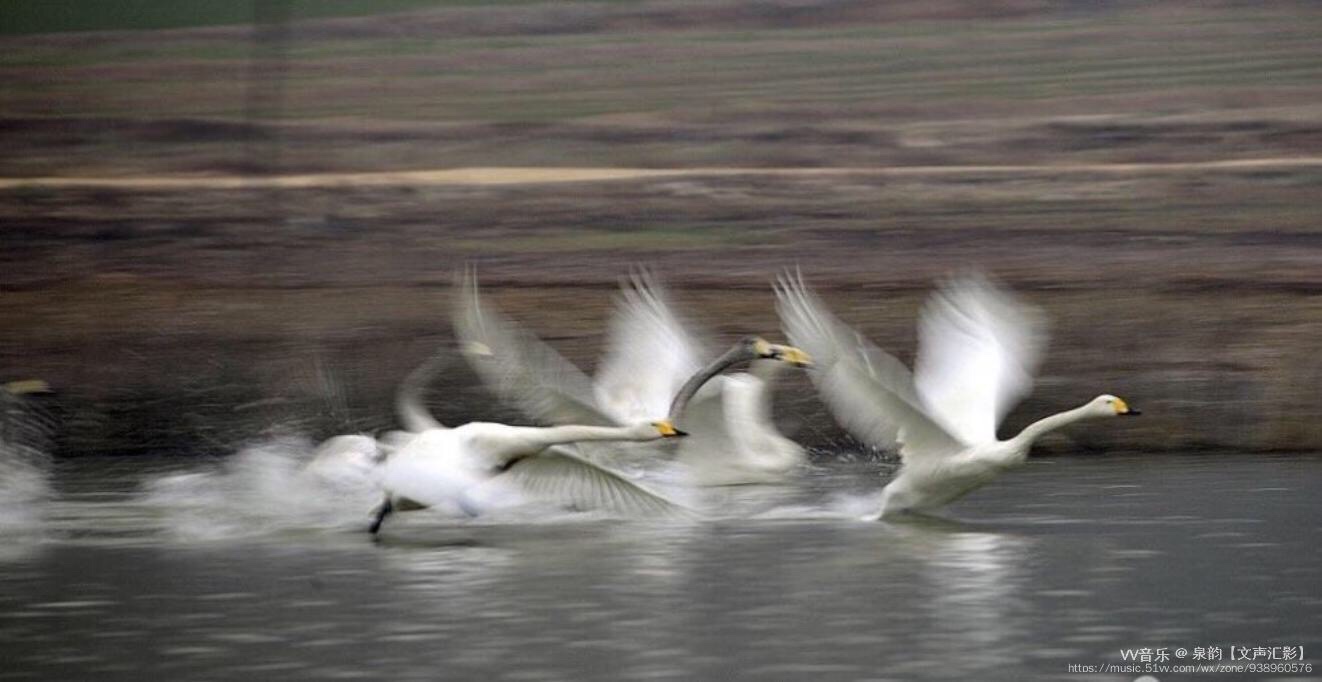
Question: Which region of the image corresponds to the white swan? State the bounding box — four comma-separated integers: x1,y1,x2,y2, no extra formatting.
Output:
454,269,811,485
299,350,453,492
774,271,1140,519
288,347,688,531
371,418,688,533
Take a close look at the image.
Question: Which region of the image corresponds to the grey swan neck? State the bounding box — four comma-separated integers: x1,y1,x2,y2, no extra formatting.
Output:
668,342,756,420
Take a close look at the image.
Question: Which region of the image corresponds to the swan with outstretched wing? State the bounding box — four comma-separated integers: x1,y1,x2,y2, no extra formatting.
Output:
774,271,1139,519
291,349,693,528
372,417,691,533
454,269,811,485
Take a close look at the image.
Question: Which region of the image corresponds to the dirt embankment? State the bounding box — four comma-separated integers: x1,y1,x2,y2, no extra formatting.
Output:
4,167,1321,456
3,1,1322,455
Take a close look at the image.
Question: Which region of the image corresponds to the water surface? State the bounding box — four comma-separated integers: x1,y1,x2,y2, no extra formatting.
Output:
1,452,1318,681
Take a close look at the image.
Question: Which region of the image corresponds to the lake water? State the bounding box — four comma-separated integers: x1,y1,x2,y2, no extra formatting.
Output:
0,449,1318,681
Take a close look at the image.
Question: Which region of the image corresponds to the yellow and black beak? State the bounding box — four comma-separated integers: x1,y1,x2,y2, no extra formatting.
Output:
751,337,775,358
653,420,689,438
1114,397,1141,416
772,344,813,368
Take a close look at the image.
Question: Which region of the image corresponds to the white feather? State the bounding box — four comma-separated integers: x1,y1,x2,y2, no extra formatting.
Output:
775,271,964,462
453,270,616,427
913,274,1047,444
489,448,693,517
594,270,707,423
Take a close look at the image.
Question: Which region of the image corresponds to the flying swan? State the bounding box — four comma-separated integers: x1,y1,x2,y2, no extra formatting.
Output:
774,271,1139,519
371,341,710,532
454,270,811,485
370,417,689,533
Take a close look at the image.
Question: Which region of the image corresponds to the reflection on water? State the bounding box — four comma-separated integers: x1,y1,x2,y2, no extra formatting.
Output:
0,453,1319,680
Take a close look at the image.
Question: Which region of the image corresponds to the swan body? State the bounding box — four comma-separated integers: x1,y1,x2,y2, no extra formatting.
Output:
290,349,692,530
775,272,1139,519
875,399,1132,517
377,427,494,514
455,270,810,485
301,434,384,491
373,419,689,532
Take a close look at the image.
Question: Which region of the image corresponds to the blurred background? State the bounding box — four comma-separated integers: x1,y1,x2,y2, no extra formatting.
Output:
3,0,1321,457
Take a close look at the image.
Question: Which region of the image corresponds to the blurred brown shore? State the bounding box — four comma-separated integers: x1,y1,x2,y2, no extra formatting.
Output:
2,1,1321,455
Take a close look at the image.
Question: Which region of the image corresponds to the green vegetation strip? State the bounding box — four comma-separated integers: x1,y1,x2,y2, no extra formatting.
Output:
0,0,634,36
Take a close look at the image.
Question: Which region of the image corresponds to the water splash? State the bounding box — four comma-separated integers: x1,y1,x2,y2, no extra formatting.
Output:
0,443,51,538
140,433,385,541
0,391,53,543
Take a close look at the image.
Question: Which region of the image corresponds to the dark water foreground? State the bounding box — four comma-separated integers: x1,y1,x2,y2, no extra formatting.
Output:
0,452,1318,681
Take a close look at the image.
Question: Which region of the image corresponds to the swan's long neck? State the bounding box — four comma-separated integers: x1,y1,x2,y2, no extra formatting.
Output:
668,343,755,420
480,424,655,468
1005,404,1093,457
521,424,651,450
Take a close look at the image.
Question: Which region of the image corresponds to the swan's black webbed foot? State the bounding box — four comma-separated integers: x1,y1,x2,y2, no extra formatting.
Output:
368,497,394,535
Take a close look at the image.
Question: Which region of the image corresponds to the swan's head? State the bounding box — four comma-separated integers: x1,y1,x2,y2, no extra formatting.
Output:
749,337,813,367
1089,394,1141,417
650,419,689,439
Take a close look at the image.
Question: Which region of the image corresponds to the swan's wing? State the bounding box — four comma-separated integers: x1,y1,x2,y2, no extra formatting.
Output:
453,270,617,427
774,272,966,462
913,273,1047,445
495,447,695,517
593,269,708,423
395,352,450,432
818,352,967,463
